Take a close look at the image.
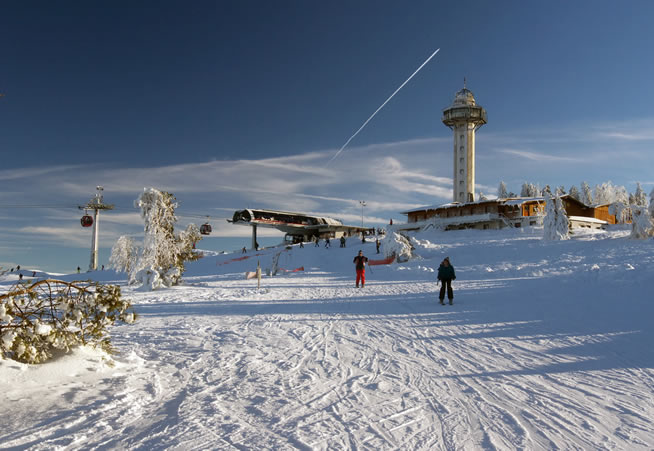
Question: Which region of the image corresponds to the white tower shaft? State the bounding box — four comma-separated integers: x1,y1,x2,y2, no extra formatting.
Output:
452,123,477,203
442,84,487,203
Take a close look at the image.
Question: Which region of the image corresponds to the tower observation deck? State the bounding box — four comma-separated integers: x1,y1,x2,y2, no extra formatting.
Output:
442,83,487,203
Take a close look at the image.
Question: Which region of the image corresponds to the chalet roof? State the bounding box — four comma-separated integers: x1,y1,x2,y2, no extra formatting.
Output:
568,215,608,224
402,197,544,215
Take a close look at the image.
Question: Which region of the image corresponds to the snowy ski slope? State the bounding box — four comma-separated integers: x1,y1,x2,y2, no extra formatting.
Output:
1,226,653,450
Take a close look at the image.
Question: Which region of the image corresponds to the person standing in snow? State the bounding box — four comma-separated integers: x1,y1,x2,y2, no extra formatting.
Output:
437,257,456,305
353,250,369,288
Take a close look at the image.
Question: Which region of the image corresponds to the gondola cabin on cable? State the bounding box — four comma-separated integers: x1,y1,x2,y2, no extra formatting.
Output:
80,214,93,228
200,222,212,235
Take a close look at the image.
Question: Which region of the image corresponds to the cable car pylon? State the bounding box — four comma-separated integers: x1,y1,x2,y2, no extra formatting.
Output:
79,186,114,271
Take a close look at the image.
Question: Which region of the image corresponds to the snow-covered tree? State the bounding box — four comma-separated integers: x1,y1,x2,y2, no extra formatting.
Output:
650,187,654,217
478,192,489,201
521,182,540,198
580,181,593,206
497,181,508,199
109,236,138,273
633,182,648,207
593,181,628,206
543,191,569,240
130,188,202,290
630,206,653,239
176,223,203,267
609,202,630,224
568,185,581,201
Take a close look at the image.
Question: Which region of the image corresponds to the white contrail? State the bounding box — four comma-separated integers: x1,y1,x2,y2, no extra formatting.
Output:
327,47,440,164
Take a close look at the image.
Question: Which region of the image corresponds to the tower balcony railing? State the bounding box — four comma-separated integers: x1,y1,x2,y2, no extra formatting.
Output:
442,106,488,125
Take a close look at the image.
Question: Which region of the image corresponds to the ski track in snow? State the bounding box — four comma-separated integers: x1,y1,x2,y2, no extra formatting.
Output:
1,228,654,450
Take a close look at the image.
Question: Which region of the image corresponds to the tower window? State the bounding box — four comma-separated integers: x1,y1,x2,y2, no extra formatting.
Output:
460,158,464,163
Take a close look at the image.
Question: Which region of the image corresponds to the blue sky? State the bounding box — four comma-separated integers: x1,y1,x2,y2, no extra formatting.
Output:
2,1,654,273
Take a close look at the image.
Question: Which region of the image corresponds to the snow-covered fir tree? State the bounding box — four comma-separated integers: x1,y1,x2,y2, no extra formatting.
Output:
630,206,653,239
609,202,630,224
649,187,654,218
109,236,138,273
130,188,202,290
568,185,581,201
593,181,628,206
497,181,508,199
633,182,648,207
521,182,540,198
580,181,593,206
543,191,569,240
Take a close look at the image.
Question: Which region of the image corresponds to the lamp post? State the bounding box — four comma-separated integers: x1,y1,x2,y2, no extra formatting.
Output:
359,200,366,228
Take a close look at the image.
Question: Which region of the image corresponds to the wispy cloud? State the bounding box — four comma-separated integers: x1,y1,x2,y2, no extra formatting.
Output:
496,148,583,163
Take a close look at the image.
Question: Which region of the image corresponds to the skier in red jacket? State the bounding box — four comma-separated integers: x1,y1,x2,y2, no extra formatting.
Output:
353,250,369,288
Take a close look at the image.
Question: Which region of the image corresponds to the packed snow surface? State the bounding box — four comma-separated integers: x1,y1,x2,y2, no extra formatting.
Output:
1,227,653,450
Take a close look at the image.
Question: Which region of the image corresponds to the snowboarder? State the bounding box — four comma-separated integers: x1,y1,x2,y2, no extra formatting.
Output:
353,250,369,288
437,257,456,305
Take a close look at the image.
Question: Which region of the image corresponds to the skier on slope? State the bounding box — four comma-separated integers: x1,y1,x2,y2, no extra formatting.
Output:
437,257,456,305
353,250,369,288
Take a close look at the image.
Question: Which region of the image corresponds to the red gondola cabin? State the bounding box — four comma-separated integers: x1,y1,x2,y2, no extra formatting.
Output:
81,215,93,227
200,223,212,235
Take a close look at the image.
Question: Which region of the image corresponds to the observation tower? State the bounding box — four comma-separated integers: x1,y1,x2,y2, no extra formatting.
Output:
442,81,487,203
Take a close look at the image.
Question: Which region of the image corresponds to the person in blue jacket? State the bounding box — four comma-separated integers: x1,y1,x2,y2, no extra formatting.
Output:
437,257,456,305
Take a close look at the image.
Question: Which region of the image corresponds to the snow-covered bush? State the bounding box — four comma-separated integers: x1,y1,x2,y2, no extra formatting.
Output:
543,191,569,240
130,188,202,290
630,206,653,239
0,279,136,364
380,231,413,262
109,235,138,273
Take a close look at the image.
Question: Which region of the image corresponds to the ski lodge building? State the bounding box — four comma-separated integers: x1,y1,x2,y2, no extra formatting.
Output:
400,196,618,232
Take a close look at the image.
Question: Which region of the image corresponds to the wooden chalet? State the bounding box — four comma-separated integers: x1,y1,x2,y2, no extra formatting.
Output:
400,196,618,232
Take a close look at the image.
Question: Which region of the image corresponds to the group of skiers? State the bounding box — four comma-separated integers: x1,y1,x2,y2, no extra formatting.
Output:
353,251,456,304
